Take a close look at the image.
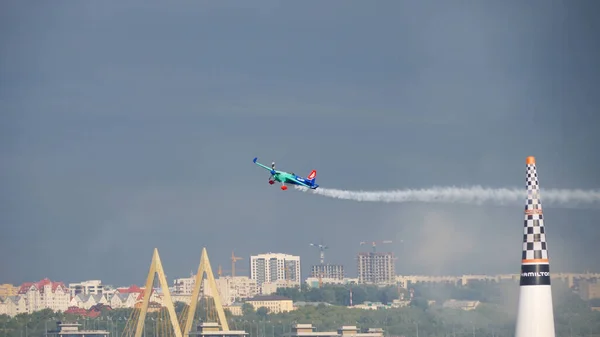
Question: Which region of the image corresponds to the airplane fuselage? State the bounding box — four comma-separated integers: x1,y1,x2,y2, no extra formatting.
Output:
271,172,319,189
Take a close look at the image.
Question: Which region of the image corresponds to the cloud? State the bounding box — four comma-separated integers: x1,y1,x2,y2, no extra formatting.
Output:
377,204,521,276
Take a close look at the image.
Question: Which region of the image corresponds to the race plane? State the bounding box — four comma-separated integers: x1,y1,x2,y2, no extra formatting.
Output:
253,157,319,191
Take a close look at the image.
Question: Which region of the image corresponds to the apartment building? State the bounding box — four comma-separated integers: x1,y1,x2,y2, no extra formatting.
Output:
171,275,219,299
0,284,18,298
357,252,395,285
172,274,258,305
69,294,109,310
215,276,258,305
579,279,600,301
0,296,27,317
109,293,138,308
310,264,345,280
305,277,346,288
17,278,71,313
250,253,301,287
173,276,196,295
68,280,104,297
260,280,293,295
245,295,294,314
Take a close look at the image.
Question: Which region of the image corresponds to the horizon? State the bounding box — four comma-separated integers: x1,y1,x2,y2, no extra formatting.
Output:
6,249,600,288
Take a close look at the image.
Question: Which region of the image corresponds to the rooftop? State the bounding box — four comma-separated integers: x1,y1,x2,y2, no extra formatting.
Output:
247,295,291,301
45,321,110,337
188,322,249,337
283,324,384,337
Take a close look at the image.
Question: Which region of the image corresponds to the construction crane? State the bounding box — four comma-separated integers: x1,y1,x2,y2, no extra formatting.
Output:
360,240,393,253
309,242,329,264
217,265,248,277
309,242,329,288
231,251,243,277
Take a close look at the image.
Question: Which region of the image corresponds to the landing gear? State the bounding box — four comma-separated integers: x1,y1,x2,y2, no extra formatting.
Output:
268,180,275,185
281,185,288,191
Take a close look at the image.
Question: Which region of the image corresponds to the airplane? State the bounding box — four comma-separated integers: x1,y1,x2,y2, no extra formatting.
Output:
253,157,319,191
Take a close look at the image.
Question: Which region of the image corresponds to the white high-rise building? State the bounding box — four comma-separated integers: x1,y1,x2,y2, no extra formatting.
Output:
68,280,104,297
250,253,301,287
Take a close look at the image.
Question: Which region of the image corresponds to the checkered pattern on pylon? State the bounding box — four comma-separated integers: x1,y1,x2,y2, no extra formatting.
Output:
522,163,549,261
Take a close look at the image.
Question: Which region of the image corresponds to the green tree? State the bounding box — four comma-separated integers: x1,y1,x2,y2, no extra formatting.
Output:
275,287,304,301
174,301,187,313
242,302,255,315
410,298,429,310
256,307,269,319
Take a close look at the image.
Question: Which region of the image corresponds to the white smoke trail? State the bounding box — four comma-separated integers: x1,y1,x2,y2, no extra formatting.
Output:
294,185,600,208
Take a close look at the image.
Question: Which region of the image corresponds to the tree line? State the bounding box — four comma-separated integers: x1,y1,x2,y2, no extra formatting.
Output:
273,284,402,306
1,281,598,337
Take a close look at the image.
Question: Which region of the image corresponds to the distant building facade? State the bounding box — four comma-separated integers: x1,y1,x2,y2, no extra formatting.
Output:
0,296,27,316
356,252,395,285
284,323,384,337
442,299,481,311
310,264,345,280
173,275,196,295
68,280,104,297
171,275,215,298
250,253,301,287
17,278,70,313
172,274,258,306
46,322,109,337
215,276,259,305
305,277,346,288
0,284,18,298
69,294,109,310
246,295,294,314
579,279,600,301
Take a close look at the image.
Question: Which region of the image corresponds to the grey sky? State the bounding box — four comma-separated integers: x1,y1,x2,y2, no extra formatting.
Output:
1,1,599,286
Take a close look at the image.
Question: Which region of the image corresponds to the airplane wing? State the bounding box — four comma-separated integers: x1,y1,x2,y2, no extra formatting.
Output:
253,157,277,173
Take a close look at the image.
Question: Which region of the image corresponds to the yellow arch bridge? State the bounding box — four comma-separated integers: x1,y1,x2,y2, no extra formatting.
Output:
115,248,242,337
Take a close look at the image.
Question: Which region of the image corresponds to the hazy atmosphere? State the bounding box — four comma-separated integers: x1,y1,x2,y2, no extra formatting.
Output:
1,1,599,286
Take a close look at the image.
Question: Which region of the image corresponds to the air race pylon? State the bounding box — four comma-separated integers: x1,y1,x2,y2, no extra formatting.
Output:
514,156,556,337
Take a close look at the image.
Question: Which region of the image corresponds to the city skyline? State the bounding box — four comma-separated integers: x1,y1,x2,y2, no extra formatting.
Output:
4,236,600,286
2,243,599,318
2,1,599,286
3,246,600,287
4,269,600,297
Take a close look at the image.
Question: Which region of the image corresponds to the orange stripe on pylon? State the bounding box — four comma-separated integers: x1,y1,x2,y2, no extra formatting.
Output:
522,258,549,264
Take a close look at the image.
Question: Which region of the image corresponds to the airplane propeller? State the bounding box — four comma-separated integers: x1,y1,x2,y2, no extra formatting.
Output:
268,161,276,183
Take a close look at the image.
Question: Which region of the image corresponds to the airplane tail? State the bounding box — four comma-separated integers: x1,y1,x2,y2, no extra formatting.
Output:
307,170,317,186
